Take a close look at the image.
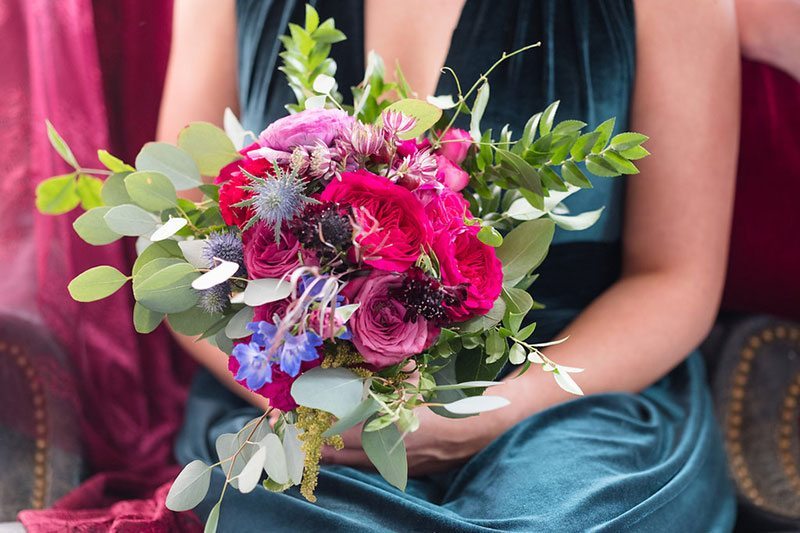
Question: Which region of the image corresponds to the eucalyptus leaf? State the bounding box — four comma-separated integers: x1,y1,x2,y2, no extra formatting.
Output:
76,174,104,210
150,217,189,242
178,122,242,176
225,306,255,339
101,172,133,206
238,446,267,493
133,262,200,313
168,306,224,336
104,204,159,236
361,422,407,491
165,460,212,512
456,298,506,334
72,207,122,245
260,433,289,485
135,142,202,190
384,99,442,140
323,397,380,438
549,207,605,231
441,395,511,415
508,343,526,365
224,107,254,150
432,380,503,391
290,367,365,418
35,174,79,214
132,240,183,275
204,502,220,533
133,301,164,334
178,239,209,268
68,266,128,302
282,424,306,484
496,219,555,281
243,278,294,306
192,260,240,290
124,171,177,211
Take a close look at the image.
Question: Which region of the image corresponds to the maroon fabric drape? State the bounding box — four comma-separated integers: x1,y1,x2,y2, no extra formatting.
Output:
722,60,800,320
7,1,200,531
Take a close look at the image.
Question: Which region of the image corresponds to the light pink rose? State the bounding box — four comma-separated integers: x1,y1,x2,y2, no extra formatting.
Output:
437,128,472,164
435,155,470,192
253,109,352,161
342,270,440,368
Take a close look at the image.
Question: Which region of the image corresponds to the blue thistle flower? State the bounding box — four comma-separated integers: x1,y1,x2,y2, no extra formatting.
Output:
198,282,231,314
235,166,317,240
203,231,245,277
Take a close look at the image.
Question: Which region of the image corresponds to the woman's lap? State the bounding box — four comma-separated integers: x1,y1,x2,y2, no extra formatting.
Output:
176,353,735,532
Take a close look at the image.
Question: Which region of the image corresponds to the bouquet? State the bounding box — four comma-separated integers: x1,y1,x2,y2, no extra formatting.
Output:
36,5,648,530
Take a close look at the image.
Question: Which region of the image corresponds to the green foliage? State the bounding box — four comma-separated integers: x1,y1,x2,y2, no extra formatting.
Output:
290,367,364,418
68,265,128,302
165,460,212,512
72,207,121,245
45,121,79,168
76,174,104,209
124,171,178,211
103,204,160,236
361,422,407,491
135,142,202,190
178,122,241,176
35,174,80,214
133,302,164,334
97,150,135,173
496,219,555,282
132,261,200,314
101,172,133,206
384,99,442,140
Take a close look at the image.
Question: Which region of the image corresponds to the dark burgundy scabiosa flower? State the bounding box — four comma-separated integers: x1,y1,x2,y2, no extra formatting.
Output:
288,201,354,259
391,267,467,325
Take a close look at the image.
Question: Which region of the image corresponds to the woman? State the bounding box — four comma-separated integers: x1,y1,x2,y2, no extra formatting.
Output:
159,1,740,530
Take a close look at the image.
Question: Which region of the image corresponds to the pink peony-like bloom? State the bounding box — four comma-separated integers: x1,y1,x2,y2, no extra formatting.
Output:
433,224,503,321
436,128,472,165
254,109,352,163
435,155,470,192
341,270,439,368
243,221,304,279
320,170,432,272
424,188,472,233
228,355,320,411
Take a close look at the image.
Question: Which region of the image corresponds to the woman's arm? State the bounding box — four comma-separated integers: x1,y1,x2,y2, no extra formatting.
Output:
158,0,268,407
326,0,741,473
736,0,800,81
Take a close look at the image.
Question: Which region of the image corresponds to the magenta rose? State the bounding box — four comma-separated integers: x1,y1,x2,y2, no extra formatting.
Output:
342,270,439,368
436,128,472,164
424,188,472,233
253,298,290,324
254,109,352,163
215,142,273,185
244,222,304,279
320,170,432,272
433,225,503,321
435,155,470,192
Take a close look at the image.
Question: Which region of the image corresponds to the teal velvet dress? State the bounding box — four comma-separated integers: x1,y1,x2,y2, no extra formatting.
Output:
175,1,737,531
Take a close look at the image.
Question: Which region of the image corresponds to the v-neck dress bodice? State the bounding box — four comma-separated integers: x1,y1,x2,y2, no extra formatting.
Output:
175,2,736,530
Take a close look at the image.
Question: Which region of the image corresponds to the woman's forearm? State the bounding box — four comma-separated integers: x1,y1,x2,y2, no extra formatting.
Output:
736,0,800,80
487,269,719,433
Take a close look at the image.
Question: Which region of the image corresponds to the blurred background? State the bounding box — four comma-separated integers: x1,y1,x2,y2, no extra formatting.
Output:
0,1,798,531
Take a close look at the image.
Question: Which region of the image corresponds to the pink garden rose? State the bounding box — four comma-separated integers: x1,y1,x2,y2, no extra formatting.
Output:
433,224,503,321
320,170,432,272
424,188,472,233
436,128,472,164
342,270,439,368
254,109,352,162
244,222,304,279
435,155,470,192
253,298,290,324
215,142,273,184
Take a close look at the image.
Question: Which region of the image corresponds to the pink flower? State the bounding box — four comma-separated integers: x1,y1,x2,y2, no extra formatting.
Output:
435,155,470,192
342,270,439,368
253,299,290,324
228,355,320,412
320,170,432,272
243,222,304,279
433,225,503,321
437,128,472,164
215,142,273,185
219,172,254,228
424,188,472,232
396,138,431,158
254,109,352,162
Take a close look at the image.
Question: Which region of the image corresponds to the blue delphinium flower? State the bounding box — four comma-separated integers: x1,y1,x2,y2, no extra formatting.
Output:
232,341,273,390
246,320,279,347
279,331,322,377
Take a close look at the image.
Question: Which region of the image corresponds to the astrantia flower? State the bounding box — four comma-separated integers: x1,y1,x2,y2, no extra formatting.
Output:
391,148,439,190
348,121,385,159
236,166,317,238
278,331,322,377
381,110,417,139
232,341,273,390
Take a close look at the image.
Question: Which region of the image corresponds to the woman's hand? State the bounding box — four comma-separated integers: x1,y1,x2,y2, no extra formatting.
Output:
321,408,502,476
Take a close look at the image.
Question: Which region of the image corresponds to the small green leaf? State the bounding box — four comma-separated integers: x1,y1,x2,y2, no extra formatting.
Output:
619,145,651,160
323,398,380,438
549,207,605,231
76,174,104,210
165,460,212,512
503,286,534,315
569,132,601,162
312,25,346,44
469,82,490,142
304,4,320,32
204,502,220,533
457,298,507,334
135,142,201,191
603,151,639,175
168,306,224,336
45,121,79,168
585,155,620,178
132,240,183,276
35,174,80,214
68,266,128,302
610,132,649,152
591,118,616,153
539,101,560,137
124,171,178,211
133,302,164,334
496,149,542,195
97,149,135,173
496,219,555,281
477,226,503,247
361,422,407,491
290,367,365,418
552,119,586,135
103,204,160,236
561,161,593,188
72,207,122,245
384,99,443,140
133,262,200,314
177,122,241,176
101,172,133,206
485,329,505,358
509,343,526,364
519,112,542,149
